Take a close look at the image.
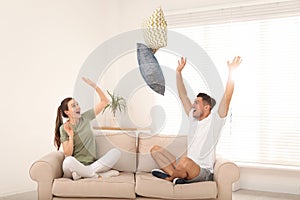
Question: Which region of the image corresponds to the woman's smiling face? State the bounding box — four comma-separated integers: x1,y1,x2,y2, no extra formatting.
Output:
66,99,81,119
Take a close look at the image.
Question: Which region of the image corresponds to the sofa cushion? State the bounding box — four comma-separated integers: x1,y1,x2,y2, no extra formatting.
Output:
135,172,218,199
95,131,137,172
137,133,187,172
52,172,135,198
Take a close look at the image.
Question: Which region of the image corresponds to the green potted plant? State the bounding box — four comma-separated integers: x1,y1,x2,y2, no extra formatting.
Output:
103,90,127,126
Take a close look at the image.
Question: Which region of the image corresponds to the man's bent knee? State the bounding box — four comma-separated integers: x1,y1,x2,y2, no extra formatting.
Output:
150,145,162,153
179,156,193,163
177,157,196,168
177,157,200,179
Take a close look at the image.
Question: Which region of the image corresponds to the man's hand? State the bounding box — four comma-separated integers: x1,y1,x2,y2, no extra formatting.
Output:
177,57,187,73
227,56,242,73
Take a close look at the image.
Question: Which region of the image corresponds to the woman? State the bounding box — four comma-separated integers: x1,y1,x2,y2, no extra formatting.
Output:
54,77,121,180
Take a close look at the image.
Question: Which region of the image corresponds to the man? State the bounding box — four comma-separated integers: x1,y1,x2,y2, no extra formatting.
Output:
150,56,242,184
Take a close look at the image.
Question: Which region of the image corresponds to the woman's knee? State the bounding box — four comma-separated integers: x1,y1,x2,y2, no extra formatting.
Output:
108,148,121,159
62,156,77,170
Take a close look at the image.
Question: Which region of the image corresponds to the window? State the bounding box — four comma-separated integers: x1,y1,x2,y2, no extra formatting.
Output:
156,0,300,167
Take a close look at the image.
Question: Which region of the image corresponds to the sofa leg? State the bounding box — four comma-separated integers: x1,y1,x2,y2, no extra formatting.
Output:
216,185,233,200
37,182,53,200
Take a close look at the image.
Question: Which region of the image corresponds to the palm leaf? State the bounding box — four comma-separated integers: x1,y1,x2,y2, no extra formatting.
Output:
102,90,127,117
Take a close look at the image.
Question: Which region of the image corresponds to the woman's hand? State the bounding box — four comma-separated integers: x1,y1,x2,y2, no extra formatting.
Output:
82,77,97,89
62,122,74,156
82,77,109,116
63,122,74,138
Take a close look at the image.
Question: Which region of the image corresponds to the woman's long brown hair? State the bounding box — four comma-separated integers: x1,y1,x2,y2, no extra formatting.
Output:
54,97,72,150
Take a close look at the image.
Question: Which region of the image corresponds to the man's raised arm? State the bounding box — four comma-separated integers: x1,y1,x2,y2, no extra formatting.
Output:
176,57,192,116
218,56,242,118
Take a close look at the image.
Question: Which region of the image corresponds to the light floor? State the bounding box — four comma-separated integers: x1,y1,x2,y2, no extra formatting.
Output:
0,189,299,200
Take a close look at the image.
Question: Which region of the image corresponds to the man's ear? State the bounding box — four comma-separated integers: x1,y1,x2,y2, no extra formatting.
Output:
204,105,210,111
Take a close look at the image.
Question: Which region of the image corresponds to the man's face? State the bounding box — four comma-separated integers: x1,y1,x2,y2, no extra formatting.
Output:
66,99,81,119
192,97,205,119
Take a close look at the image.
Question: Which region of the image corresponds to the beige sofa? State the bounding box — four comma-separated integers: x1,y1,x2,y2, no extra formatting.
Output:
30,132,240,200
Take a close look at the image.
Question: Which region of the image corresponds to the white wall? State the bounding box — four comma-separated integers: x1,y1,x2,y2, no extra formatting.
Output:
0,0,298,196
237,165,300,195
0,0,120,196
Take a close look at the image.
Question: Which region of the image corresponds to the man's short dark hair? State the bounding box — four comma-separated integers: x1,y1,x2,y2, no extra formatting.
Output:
197,93,216,110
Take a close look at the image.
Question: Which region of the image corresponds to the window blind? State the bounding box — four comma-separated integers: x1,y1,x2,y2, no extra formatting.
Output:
166,0,300,27
158,0,300,167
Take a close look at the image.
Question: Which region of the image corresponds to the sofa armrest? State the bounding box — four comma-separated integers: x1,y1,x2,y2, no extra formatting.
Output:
29,151,64,200
213,157,240,200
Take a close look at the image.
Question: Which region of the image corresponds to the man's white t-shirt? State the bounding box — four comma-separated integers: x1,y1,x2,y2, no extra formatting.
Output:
187,110,226,172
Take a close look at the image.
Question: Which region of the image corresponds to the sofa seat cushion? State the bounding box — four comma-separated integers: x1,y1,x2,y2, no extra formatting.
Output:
135,172,217,199
52,172,135,199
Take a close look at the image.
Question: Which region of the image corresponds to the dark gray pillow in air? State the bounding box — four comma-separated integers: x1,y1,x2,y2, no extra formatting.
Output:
137,43,165,95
